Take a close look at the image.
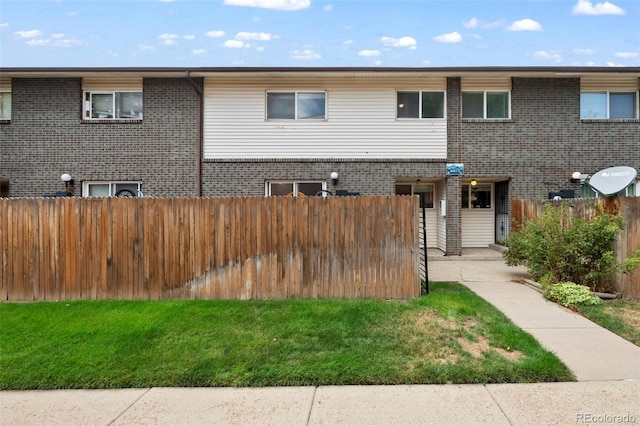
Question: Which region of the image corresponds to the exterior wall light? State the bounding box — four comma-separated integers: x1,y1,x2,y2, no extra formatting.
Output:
470,179,477,186
61,173,74,196
330,171,339,186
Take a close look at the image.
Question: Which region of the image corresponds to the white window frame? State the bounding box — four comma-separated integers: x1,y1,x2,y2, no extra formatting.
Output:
395,183,435,208
461,182,493,209
396,91,446,119
265,91,327,120
265,180,328,197
580,91,639,120
0,92,11,120
462,91,511,119
582,182,637,198
83,91,143,120
82,181,143,197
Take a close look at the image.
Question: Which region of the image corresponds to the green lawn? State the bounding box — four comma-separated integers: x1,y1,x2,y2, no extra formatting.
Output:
0,282,574,390
578,298,640,347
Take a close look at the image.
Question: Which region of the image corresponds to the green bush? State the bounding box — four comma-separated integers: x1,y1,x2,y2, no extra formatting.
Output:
543,282,601,308
503,201,640,292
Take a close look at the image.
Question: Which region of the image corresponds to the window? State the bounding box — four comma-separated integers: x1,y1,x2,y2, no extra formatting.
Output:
581,183,636,198
397,91,445,119
83,92,143,120
266,92,326,120
0,93,10,120
462,91,510,119
266,181,327,196
0,178,9,197
580,92,638,119
83,181,142,197
395,183,435,208
462,183,492,209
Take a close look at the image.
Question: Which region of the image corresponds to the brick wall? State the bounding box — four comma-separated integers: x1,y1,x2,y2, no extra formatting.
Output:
0,77,202,197
201,160,446,197
459,77,640,200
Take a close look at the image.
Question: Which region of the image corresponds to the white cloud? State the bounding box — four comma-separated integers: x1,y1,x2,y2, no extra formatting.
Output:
224,39,246,48
534,50,563,63
205,30,225,38
614,51,638,58
606,61,625,66
463,17,503,29
506,19,542,32
192,49,206,54
343,40,353,46
573,48,595,55
26,37,84,47
464,17,478,29
358,49,380,57
381,36,417,48
0,23,8,29
323,4,332,11
433,32,462,43
290,49,321,60
235,31,274,41
223,0,311,11
572,0,625,15
256,46,265,52
14,29,43,38
158,33,179,45
138,44,155,50
183,35,195,40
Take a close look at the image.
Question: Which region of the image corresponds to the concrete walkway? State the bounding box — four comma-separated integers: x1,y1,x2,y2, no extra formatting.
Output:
2,250,639,425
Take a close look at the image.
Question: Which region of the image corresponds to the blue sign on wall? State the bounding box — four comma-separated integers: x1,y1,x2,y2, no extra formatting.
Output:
446,163,464,176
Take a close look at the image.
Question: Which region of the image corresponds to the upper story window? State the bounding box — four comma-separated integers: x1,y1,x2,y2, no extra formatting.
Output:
82,77,143,120
84,92,143,120
397,91,445,119
266,181,327,197
266,91,326,120
461,76,511,120
580,92,638,119
462,91,510,119
0,77,11,120
83,181,142,197
580,76,639,120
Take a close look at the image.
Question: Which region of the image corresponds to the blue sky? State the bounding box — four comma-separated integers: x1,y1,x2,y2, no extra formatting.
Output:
1,0,638,68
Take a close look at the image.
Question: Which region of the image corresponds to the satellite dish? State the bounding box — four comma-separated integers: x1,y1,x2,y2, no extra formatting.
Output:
588,166,637,196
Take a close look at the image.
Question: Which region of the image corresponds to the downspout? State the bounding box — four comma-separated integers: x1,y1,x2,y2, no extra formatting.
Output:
185,71,203,197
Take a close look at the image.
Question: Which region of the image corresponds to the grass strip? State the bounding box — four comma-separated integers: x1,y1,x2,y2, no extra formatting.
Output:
0,282,574,389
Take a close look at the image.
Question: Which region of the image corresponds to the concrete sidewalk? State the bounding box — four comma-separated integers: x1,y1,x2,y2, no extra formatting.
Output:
3,251,640,425
2,382,639,425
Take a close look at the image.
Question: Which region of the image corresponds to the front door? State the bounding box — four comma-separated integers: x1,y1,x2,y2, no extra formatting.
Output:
495,180,510,244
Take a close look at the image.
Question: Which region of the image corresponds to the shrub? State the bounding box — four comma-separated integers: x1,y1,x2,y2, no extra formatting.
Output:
503,201,640,292
543,282,601,308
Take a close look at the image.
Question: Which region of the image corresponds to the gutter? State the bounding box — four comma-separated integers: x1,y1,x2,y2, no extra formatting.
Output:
185,71,203,197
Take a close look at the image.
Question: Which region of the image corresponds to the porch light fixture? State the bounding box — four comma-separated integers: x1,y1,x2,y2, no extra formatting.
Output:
61,173,74,196
330,171,339,186
570,171,589,184
470,179,477,186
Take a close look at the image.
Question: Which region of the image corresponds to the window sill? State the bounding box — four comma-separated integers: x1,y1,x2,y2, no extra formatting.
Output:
0,119,10,124
82,119,143,124
580,118,640,123
462,118,512,123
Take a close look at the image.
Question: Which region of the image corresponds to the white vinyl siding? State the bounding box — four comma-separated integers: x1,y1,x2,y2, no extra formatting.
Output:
462,210,494,248
203,78,447,159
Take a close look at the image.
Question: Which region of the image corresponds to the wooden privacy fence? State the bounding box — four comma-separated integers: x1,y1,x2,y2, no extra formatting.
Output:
1,196,420,301
511,197,640,298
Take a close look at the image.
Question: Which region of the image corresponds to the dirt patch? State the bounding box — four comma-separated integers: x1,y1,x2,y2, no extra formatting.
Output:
604,305,640,331
411,310,524,362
